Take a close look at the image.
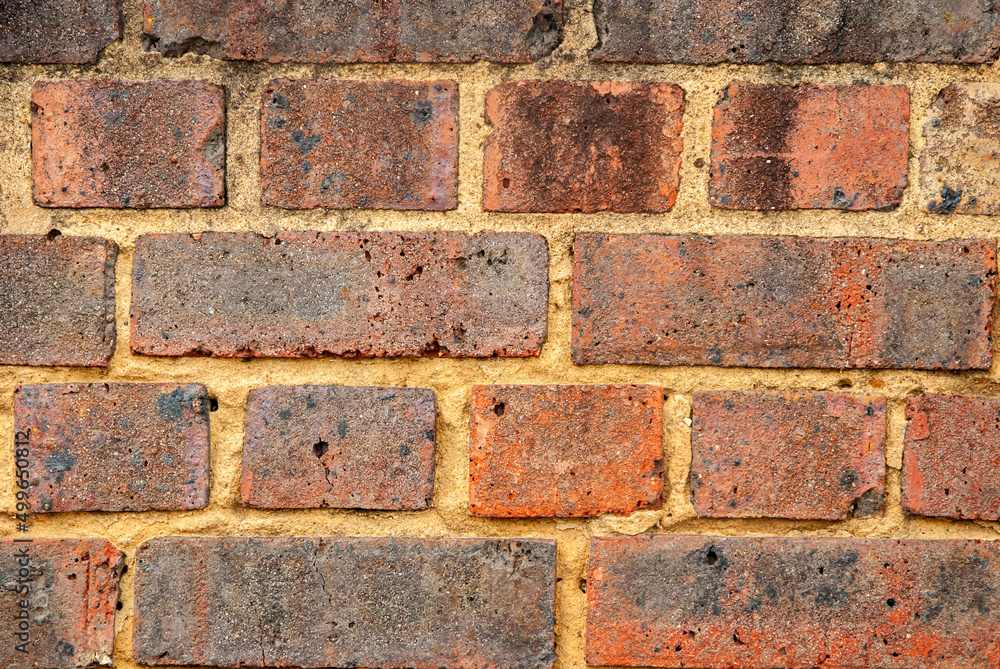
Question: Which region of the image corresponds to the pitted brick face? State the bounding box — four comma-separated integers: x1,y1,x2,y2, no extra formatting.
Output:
0,0,122,63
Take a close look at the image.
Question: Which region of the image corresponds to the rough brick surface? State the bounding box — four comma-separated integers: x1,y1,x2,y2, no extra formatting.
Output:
0,538,123,669
0,0,122,64
133,536,556,668
32,79,225,208
131,231,548,359
469,385,663,517
144,0,561,63
591,0,1000,64
573,234,995,370
14,383,210,513
261,79,458,210
242,385,435,510
692,390,886,520
588,535,1000,669
483,81,685,213
0,234,117,367
710,83,909,210
903,393,1000,520
921,83,1000,214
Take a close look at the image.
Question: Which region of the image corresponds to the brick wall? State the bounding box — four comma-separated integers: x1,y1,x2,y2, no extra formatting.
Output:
3,1,1000,668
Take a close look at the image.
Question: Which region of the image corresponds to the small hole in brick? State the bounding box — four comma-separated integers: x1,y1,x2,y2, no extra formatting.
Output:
706,549,718,565
493,402,505,417
502,177,510,189
313,440,329,458
46,228,62,241
886,598,896,607
67,573,76,580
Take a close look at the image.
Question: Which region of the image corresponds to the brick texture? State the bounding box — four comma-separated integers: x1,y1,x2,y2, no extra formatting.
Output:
483,81,685,213
587,535,1000,669
710,83,909,210
133,536,556,668
0,234,117,367
143,0,562,63
130,231,548,358
242,385,435,510
0,0,122,64
573,234,996,370
691,390,886,520
32,79,225,208
261,79,458,210
15,383,210,513
469,385,663,518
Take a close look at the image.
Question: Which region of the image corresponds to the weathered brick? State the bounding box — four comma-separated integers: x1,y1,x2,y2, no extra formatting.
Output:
921,83,1000,215
573,234,995,370
261,79,458,210
692,390,886,520
133,536,556,668
242,385,435,510
0,538,123,669
0,234,117,367
591,0,1000,64
483,81,685,213
1,0,122,64
903,393,1000,520
710,83,909,210
131,231,548,358
32,79,225,208
588,535,1000,669
143,0,561,63
470,385,663,518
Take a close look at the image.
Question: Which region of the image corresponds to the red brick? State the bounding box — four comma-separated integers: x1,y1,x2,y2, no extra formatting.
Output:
573,234,995,370
143,0,561,62
483,81,685,213
133,536,556,668
0,538,123,669
0,234,117,367
261,79,457,210
130,231,548,358
242,385,435,510
692,390,886,520
588,535,1000,669
32,79,225,208
15,383,211,512
903,393,1000,520
1,0,122,63
469,385,663,517
710,83,909,210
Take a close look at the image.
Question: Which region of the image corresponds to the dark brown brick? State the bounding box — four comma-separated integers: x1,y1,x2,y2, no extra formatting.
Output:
469,385,663,517
130,231,548,359
1,0,122,64
133,536,556,668
143,0,561,63
0,538,123,669
15,383,211,513
242,385,435,510
710,83,909,211
692,390,886,520
588,535,1000,669
32,79,225,208
483,81,685,213
903,393,1000,520
261,79,458,210
573,234,995,370
0,234,117,367
591,0,1000,64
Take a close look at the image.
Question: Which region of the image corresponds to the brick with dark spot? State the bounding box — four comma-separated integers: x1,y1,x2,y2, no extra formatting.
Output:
573,234,995,370
710,82,909,210
0,0,122,63
14,383,210,512
483,81,685,213
0,538,123,669
261,79,457,210
692,390,886,520
133,536,556,668
130,231,548,358
0,234,117,367
588,535,1000,668
32,79,225,208
470,385,663,517
242,385,435,510
143,0,561,63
